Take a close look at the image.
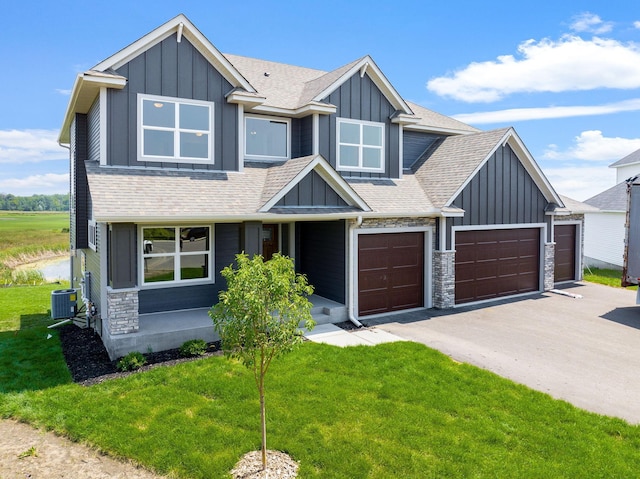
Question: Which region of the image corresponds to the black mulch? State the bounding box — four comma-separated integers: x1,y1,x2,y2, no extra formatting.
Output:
58,324,221,386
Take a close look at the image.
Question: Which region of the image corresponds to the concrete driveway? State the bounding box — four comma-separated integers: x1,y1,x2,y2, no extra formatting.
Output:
370,282,640,424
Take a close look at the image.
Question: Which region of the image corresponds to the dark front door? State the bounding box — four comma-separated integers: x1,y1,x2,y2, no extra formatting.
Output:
554,224,576,282
455,228,540,305
358,232,424,316
262,224,279,261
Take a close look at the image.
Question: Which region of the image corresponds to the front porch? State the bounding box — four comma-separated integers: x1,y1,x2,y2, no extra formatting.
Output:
101,295,347,360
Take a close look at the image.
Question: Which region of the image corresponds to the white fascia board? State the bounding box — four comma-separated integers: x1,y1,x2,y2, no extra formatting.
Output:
403,123,478,136
312,56,412,114
92,14,256,93
443,129,564,208
506,132,564,206
226,90,267,107
248,102,337,117
259,156,371,212
58,73,128,144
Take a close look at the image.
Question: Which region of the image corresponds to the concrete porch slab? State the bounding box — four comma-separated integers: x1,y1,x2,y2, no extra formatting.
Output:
304,323,402,347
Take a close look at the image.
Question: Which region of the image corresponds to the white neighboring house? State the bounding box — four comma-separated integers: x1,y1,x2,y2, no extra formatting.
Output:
584,148,640,269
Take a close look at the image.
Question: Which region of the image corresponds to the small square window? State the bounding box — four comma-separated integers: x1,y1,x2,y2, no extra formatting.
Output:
245,116,290,160
336,118,385,172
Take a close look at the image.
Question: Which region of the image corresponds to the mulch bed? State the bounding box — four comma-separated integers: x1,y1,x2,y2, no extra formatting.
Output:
58,324,221,386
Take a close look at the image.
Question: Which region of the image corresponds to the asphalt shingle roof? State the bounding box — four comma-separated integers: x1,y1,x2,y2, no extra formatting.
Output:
584,182,628,211
405,101,480,134
610,148,640,168
412,128,510,208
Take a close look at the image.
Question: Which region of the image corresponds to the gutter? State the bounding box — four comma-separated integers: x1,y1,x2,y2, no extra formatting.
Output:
347,216,363,328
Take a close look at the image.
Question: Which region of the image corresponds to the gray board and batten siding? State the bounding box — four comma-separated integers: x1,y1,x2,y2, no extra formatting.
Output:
297,220,346,304
318,73,400,179
403,131,443,170
107,34,239,171
70,114,89,250
106,223,241,314
445,143,551,249
275,170,349,208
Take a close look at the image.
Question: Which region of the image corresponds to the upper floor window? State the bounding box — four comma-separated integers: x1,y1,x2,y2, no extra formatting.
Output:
138,94,214,164
245,115,290,161
337,118,384,173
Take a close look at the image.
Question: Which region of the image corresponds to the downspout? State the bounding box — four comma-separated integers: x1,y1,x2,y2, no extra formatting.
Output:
347,216,363,328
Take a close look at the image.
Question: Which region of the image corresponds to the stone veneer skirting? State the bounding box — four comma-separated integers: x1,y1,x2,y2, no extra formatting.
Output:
106,286,139,334
544,243,555,291
433,250,455,309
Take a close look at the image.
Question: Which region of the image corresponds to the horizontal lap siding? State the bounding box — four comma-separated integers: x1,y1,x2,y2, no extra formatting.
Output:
108,34,238,171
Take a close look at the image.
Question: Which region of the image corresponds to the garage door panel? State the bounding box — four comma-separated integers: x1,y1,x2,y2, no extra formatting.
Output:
455,228,540,305
358,232,424,316
554,224,576,282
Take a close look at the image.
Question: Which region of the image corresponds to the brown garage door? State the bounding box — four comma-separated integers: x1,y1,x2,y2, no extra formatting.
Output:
455,228,540,305
358,232,424,316
554,224,576,282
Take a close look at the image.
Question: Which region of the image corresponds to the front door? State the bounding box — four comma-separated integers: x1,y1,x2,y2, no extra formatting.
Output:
262,224,279,261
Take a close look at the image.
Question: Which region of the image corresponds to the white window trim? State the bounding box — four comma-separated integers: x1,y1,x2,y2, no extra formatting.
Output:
336,117,385,173
244,114,291,161
138,225,214,288
88,219,97,252
137,94,215,165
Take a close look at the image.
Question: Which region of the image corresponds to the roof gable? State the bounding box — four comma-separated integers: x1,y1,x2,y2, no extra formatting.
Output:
92,14,254,92
260,156,370,212
414,128,563,209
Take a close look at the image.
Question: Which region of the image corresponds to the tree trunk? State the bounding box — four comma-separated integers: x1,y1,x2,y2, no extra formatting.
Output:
260,361,267,470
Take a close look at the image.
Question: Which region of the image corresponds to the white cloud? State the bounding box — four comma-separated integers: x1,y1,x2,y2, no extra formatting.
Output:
634,21,640,29
0,173,69,196
427,35,640,102
542,130,640,162
55,88,72,95
569,12,613,34
542,165,616,201
453,98,640,124
0,129,67,164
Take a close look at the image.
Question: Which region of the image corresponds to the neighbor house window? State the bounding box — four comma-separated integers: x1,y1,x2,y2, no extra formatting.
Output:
88,219,97,252
336,118,384,172
140,226,212,286
245,115,290,160
138,94,214,164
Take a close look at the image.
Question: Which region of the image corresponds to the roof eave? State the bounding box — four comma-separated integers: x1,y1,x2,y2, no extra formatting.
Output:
58,73,127,144
403,123,478,136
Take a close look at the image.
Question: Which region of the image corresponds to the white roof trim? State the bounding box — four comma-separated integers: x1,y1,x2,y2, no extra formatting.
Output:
312,56,412,114
259,156,371,212
444,128,564,208
403,123,478,135
92,14,255,93
247,103,337,117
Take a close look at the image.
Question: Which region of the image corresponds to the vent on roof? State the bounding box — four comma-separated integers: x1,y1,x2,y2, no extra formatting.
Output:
264,72,270,77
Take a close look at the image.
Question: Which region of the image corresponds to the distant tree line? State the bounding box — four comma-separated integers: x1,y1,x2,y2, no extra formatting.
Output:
0,193,70,211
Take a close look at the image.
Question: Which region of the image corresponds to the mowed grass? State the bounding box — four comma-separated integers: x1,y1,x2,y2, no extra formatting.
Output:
2,287,640,477
0,283,72,392
0,211,69,260
583,267,638,290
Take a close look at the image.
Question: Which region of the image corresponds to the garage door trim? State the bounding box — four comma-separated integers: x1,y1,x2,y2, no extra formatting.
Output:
452,223,546,307
353,226,433,318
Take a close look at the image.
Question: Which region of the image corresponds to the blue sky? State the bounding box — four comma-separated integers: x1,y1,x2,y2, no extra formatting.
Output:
1,1,640,201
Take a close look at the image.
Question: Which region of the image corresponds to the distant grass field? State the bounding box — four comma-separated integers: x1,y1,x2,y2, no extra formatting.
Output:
0,211,69,285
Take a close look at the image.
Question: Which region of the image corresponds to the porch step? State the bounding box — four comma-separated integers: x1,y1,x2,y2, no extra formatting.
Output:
309,294,348,325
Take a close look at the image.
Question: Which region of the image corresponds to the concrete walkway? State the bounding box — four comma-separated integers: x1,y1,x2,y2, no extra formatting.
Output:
371,282,640,424
304,323,402,346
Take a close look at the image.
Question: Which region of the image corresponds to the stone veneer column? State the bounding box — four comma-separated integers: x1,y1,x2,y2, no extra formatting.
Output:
433,250,455,309
544,243,555,291
106,287,139,335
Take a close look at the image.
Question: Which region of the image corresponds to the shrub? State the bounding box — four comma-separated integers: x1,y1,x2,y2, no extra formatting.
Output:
179,339,208,357
117,351,147,371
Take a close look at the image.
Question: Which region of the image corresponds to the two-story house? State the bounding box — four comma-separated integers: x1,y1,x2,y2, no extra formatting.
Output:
59,15,582,359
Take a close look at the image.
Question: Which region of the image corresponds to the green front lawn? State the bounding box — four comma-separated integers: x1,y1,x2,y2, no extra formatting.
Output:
583,267,638,290
1,285,640,478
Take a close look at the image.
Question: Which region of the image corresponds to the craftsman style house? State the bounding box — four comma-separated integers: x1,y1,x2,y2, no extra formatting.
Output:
60,15,582,358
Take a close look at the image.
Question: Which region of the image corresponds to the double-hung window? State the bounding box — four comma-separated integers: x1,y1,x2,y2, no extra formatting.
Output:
245,115,290,161
139,94,214,164
337,118,384,172
141,226,212,286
